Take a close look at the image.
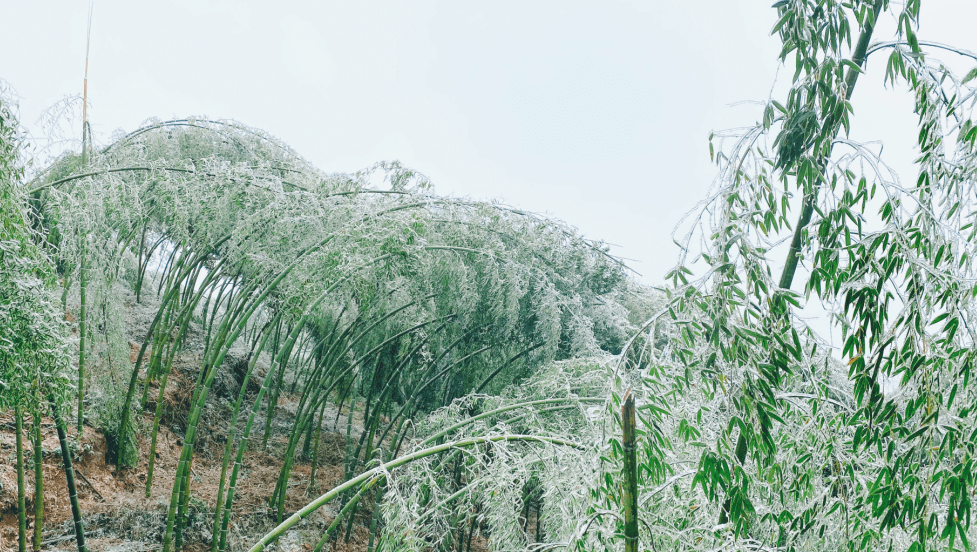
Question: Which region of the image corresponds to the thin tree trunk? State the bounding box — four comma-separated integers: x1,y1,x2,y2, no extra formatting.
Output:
260,320,285,449
621,392,638,552
51,397,87,552
217,342,293,552
465,513,477,552
174,456,191,552
135,222,147,302
16,404,26,552
32,406,44,552
308,400,327,491
117,240,233,469
78,255,87,437
313,477,381,552
473,342,544,395
272,311,436,520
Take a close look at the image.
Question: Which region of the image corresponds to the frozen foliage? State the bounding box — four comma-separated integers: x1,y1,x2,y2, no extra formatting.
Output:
16,4,977,551
23,114,643,551
382,358,612,551
371,3,977,552
0,85,69,411
660,2,977,551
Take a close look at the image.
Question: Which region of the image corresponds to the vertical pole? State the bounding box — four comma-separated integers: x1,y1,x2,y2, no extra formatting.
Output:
77,3,93,438
52,397,88,552
32,403,44,552
78,256,87,436
16,404,26,552
621,390,638,552
367,452,385,552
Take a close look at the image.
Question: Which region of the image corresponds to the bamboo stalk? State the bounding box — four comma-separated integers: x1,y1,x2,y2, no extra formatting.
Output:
421,397,601,447
210,316,278,552
141,291,176,410
174,276,262,550
307,400,326,491
621,391,638,552
376,334,489,448
167,240,340,552
135,222,147,302
473,342,544,395
51,397,87,552
777,0,884,292
78,254,87,437
270,310,453,516
32,406,44,552
77,5,96,435
465,509,478,552
218,330,296,552
366,459,385,552
116,236,233,466
261,321,290,449
16,404,26,552
313,476,379,551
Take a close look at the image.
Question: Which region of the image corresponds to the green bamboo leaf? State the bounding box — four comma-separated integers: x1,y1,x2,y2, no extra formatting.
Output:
964,67,977,85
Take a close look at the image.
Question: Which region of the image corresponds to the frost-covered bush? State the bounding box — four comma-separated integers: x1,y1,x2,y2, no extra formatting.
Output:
0,85,69,409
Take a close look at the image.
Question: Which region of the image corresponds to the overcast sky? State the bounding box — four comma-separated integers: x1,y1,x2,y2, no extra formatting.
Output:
3,1,976,286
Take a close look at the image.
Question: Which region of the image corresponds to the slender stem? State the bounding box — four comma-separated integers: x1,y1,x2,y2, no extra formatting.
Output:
777,0,884,291
367,456,385,552
135,222,147,302
621,392,638,552
262,321,293,449
51,397,87,552
16,404,26,552
474,342,544,395
313,475,379,551
381,343,494,448
117,236,232,465
272,313,456,516
210,316,279,552
218,328,295,552
308,400,326,492
167,239,343,552
78,254,87,437
30,166,200,194
32,405,43,552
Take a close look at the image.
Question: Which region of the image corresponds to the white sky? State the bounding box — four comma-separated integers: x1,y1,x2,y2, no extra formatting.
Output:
3,1,976,287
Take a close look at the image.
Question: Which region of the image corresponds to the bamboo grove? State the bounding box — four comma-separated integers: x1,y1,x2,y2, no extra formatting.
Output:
4,105,651,552
5,1,977,551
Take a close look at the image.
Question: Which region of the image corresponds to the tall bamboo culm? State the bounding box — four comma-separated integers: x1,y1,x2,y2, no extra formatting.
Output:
621,390,638,552
51,397,87,552
78,254,87,436
32,405,44,552
77,7,92,436
210,316,280,552
15,405,26,552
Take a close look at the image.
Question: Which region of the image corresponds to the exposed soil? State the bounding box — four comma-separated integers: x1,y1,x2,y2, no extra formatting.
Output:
0,282,381,552
0,388,376,552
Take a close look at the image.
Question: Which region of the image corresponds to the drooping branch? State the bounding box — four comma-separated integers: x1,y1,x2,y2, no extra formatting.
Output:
866,39,977,63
